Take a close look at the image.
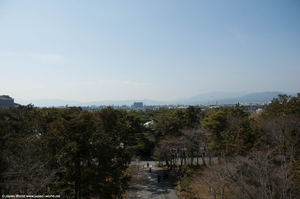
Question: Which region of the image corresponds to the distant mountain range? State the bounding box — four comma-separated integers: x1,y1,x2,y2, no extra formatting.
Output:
216,92,295,105
16,91,298,107
175,91,248,105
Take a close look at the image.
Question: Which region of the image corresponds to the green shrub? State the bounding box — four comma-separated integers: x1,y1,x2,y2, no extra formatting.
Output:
179,165,192,188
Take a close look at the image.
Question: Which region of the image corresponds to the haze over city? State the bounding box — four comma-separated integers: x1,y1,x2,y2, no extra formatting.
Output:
1,0,299,103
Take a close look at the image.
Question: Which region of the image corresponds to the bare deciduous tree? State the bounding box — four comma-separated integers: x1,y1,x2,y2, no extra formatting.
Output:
202,149,299,199
182,126,214,166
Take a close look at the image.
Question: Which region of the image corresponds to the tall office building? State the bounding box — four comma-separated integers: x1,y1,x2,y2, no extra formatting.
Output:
0,95,15,108
133,102,143,109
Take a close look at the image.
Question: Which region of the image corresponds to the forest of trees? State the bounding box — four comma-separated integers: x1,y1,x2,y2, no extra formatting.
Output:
151,94,300,199
0,93,299,198
0,106,151,198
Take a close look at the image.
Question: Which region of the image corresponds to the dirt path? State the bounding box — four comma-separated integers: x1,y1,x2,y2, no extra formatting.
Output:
126,165,178,199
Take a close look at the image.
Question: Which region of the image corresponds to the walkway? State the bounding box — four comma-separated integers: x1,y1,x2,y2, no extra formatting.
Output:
126,164,178,199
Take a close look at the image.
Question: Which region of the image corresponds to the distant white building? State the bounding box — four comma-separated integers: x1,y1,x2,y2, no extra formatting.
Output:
256,108,263,113
144,120,154,127
209,105,221,109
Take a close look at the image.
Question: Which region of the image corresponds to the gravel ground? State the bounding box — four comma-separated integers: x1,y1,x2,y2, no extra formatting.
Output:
126,164,178,199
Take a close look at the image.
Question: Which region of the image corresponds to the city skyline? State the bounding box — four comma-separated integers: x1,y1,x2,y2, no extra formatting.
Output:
11,91,297,107
1,0,299,102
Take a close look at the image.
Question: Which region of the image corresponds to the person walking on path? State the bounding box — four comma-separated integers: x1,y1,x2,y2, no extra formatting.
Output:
149,168,151,173
126,166,179,199
147,162,149,167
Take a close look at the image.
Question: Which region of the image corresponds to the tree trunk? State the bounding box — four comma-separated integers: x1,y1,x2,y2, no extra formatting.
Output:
79,166,81,199
75,157,81,199
201,152,206,167
209,153,212,166
181,154,183,166
221,186,225,199
173,156,176,172
165,154,170,167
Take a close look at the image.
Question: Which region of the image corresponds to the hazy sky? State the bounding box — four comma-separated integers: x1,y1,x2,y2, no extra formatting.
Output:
1,0,299,102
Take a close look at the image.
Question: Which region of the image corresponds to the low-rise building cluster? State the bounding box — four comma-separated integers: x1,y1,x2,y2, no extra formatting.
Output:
0,95,269,113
